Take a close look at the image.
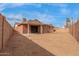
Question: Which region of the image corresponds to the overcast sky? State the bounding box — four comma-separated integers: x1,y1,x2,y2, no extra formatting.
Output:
0,3,79,27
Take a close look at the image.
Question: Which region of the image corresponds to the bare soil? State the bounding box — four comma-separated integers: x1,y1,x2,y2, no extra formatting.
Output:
2,29,79,56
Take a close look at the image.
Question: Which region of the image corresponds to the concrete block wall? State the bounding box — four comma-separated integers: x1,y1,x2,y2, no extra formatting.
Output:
0,14,13,50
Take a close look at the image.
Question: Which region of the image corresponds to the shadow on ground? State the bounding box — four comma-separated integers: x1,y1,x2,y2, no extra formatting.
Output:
4,31,55,56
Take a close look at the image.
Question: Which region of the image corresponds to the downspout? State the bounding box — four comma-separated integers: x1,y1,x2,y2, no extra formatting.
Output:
72,20,73,36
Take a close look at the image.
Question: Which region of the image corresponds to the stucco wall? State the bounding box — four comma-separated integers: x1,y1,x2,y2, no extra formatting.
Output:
15,25,23,34
74,22,79,41
3,16,13,48
23,25,28,33
69,21,79,42
0,15,3,49
0,14,13,50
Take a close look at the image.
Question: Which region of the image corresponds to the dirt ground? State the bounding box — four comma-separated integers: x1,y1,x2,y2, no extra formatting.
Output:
1,29,79,56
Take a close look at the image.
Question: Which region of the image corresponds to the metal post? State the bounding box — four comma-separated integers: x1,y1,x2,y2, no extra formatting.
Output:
40,25,43,34
27,24,30,34
72,18,73,36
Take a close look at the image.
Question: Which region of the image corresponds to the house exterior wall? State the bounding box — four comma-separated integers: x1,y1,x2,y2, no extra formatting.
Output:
23,25,28,33
15,25,24,34
30,25,40,33
38,26,40,33
42,25,53,33
15,24,54,34
43,25,48,33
